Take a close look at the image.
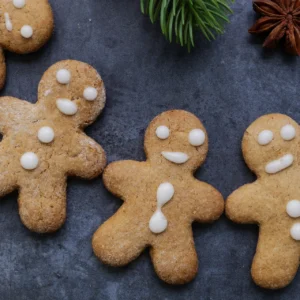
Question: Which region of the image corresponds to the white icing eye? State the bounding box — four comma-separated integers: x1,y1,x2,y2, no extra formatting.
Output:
281,124,296,141
257,130,273,145
156,126,169,139
83,87,98,101
20,152,39,170
189,129,205,146
13,0,26,8
38,126,55,144
290,223,300,240
56,99,78,115
20,25,33,38
56,69,71,84
286,200,300,218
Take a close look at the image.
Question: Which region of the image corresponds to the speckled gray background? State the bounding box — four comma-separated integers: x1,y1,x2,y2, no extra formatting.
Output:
0,0,299,299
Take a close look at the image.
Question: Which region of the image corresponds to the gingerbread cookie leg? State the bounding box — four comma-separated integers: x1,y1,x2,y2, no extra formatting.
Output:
251,223,299,289
150,227,198,284
93,203,150,266
0,48,5,90
18,174,67,233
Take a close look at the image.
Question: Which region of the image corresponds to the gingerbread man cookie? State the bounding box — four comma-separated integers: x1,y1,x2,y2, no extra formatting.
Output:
92,110,224,284
0,0,53,89
226,114,300,289
0,60,106,233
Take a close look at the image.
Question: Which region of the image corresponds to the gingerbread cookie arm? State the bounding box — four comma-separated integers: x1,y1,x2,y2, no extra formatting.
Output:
18,173,67,233
0,48,5,90
0,97,32,134
189,181,224,223
0,146,18,197
226,182,272,224
103,161,147,199
251,222,299,289
150,226,198,284
66,133,106,179
92,202,150,266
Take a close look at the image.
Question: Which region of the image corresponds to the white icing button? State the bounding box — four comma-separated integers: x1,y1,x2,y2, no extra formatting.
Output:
290,223,300,240
13,0,26,8
265,154,294,174
56,99,78,116
4,13,13,31
157,182,175,207
149,182,174,234
56,69,71,85
189,129,205,146
20,25,33,38
149,210,167,234
281,124,296,141
20,152,39,170
161,151,189,164
257,130,273,145
83,87,98,101
38,126,55,144
156,126,170,140
286,200,300,218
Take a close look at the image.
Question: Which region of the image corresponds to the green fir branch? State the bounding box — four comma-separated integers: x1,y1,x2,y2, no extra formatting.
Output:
140,0,234,51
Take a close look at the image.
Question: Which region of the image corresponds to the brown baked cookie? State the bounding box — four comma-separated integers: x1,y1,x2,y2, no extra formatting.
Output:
226,113,300,289
0,60,106,233
92,110,224,284
0,0,53,89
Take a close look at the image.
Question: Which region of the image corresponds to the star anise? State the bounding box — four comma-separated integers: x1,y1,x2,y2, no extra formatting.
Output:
249,0,300,55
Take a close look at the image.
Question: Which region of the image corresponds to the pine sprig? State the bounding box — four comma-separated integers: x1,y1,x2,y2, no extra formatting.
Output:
140,0,234,50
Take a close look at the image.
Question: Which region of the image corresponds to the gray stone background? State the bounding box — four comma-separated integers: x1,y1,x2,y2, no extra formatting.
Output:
0,0,299,299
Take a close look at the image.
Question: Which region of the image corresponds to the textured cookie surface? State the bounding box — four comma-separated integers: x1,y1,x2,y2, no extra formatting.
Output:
92,110,224,285
226,113,300,289
0,60,106,233
0,0,53,89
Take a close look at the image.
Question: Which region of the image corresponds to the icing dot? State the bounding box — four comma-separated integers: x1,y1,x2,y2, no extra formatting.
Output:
156,126,169,140
189,129,205,146
286,200,300,218
290,223,300,240
56,99,78,116
20,152,39,170
257,130,273,145
56,69,71,85
38,126,55,144
281,124,296,141
83,87,98,101
13,0,26,8
20,25,33,38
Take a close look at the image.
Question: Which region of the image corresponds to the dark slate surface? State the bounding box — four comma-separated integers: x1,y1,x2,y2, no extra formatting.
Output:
0,0,299,299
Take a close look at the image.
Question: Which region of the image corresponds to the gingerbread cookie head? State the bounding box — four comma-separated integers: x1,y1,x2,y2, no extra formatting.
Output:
144,110,208,171
37,60,106,129
0,0,53,53
242,114,299,177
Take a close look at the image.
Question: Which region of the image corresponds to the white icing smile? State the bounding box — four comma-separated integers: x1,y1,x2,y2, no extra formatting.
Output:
56,99,78,115
265,154,294,174
161,151,189,164
4,13,12,31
